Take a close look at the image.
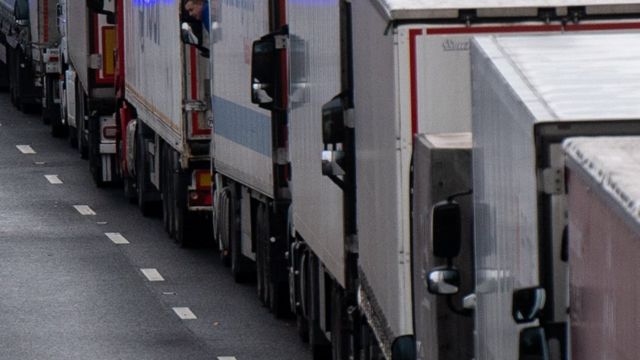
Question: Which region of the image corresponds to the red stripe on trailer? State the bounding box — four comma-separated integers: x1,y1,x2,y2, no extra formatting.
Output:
409,29,422,137
425,24,561,35
43,0,49,42
278,0,287,26
565,22,640,31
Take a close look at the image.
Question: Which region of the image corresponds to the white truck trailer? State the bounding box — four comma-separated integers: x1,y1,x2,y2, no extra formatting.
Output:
58,0,118,185
117,0,211,245
469,32,640,359
564,136,640,360
352,2,640,359
212,1,355,357
0,0,60,114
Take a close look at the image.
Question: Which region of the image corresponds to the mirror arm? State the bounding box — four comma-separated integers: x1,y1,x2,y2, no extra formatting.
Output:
446,294,473,317
327,174,345,191
447,189,472,202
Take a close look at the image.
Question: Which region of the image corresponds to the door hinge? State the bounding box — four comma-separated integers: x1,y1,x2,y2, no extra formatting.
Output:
540,167,564,195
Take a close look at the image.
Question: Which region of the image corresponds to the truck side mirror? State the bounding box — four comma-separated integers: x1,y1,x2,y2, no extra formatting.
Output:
87,0,115,16
427,266,460,295
181,23,199,46
519,326,550,360
432,201,462,259
513,287,546,324
251,37,277,109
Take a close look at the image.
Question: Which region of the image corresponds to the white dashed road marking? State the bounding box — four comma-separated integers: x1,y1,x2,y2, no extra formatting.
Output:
173,307,197,320
105,232,129,244
140,268,165,282
218,357,238,360
73,205,96,216
44,175,63,184
16,145,36,154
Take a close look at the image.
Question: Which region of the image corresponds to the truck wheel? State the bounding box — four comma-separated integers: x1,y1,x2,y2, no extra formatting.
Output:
297,250,310,342
161,143,174,236
123,176,136,204
269,275,291,319
174,168,195,248
255,203,269,306
308,253,331,358
78,115,88,159
68,125,78,148
230,195,253,283
76,85,88,159
331,286,349,360
51,119,67,138
89,116,105,187
217,188,232,266
136,133,154,216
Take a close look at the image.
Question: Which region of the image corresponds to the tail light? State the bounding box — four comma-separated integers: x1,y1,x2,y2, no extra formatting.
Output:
193,169,212,191
102,125,118,139
188,170,213,207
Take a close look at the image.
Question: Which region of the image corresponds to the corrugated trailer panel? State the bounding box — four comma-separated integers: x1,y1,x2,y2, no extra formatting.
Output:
211,1,272,197
471,37,542,360
564,136,640,360
124,0,183,146
471,33,640,359
353,0,413,345
66,2,89,89
288,1,345,286
353,0,640,350
412,133,474,360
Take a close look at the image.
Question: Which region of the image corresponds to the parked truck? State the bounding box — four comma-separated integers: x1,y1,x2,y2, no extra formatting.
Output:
0,0,60,115
113,0,212,244
467,32,640,359
564,136,640,360
57,0,118,185
210,0,290,314
210,1,640,359
352,2,640,359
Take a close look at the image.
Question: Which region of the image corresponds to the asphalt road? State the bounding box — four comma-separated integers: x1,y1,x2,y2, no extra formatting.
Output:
0,94,311,360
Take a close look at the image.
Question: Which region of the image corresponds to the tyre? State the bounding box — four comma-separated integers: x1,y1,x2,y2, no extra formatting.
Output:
331,286,349,360
136,133,155,217
217,189,232,266
89,116,105,187
255,203,269,306
230,195,253,283
68,125,78,148
174,170,195,248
